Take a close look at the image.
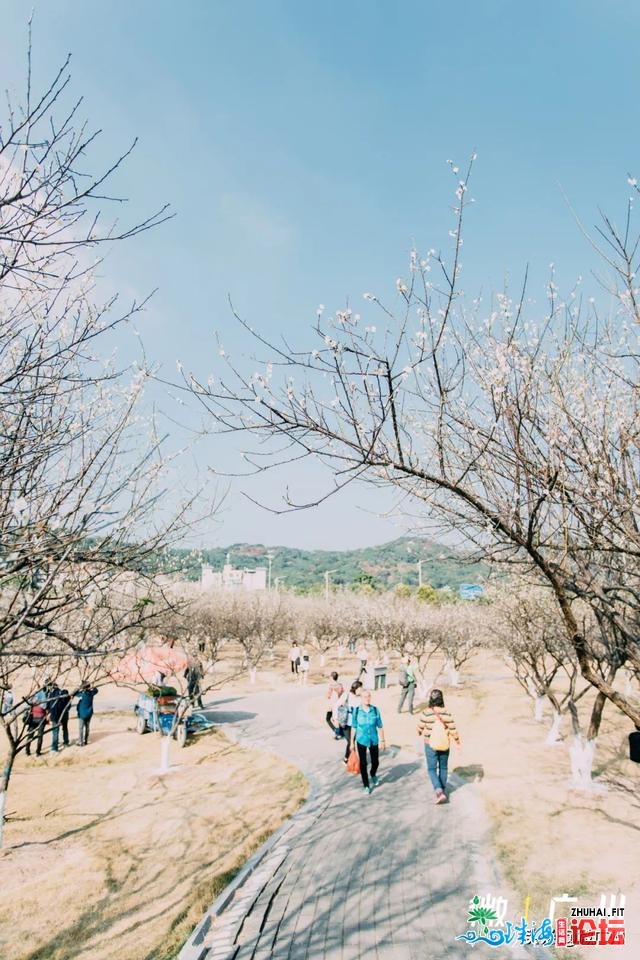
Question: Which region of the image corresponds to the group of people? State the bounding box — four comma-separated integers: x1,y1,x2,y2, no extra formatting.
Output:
288,643,311,684
1,679,99,755
325,667,460,802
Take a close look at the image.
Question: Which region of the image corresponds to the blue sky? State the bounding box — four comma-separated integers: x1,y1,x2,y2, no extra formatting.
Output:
2,1,638,549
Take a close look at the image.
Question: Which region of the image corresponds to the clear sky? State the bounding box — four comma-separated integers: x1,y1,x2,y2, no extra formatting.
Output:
2,1,638,550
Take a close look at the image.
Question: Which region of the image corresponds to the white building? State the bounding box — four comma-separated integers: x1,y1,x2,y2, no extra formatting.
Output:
200,556,267,592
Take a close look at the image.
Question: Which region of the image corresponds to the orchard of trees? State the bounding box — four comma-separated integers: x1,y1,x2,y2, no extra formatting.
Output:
2,33,639,851
183,156,640,780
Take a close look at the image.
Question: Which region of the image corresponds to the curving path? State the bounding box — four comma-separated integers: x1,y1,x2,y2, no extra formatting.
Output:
179,685,539,960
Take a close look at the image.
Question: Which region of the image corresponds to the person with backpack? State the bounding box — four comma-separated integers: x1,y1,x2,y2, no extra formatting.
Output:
416,688,460,804
338,679,362,763
397,657,417,714
24,691,48,756
74,682,99,746
350,689,385,794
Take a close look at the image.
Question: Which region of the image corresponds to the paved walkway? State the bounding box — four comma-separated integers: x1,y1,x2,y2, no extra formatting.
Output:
180,686,538,960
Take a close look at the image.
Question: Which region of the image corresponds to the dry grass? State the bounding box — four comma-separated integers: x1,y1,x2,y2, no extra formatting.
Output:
0,707,307,960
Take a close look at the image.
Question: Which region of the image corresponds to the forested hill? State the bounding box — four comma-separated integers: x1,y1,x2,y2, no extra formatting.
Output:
179,537,487,592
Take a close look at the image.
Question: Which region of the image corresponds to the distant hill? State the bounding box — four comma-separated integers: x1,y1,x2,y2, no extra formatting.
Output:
175,537,487,592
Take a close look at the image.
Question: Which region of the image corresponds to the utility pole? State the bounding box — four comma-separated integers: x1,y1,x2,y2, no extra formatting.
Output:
266,551,274,591
417,560,423,588
324,569,337,601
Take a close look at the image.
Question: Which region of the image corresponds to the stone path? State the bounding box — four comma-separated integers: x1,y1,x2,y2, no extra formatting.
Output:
178,686,542,960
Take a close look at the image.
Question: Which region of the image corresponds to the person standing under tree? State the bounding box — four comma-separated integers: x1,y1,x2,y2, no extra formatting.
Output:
397,657,417,714
45,679,65,753
416,688,460,804
74,682,98,746
350,689,385,794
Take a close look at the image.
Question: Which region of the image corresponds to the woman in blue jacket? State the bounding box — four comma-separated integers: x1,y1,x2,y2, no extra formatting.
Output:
350,690,386,794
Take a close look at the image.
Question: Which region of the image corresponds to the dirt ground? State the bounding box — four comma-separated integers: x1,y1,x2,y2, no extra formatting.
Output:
1,653,638,959
0,691,306,960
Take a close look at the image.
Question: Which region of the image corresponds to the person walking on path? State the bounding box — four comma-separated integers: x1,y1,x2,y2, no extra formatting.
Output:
298,648,310,685
288,642,301,676
416,688,460,804
356,644,368,678
339,679,362,763
325,672,344,738
74,682,98,746
350,689,385,794
397,657,417,714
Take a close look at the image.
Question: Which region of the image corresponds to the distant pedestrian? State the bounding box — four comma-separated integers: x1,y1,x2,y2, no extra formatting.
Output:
338,679,362,763
397,657,417,714
356,644,368,677
299,648,310,685
74,682,98,746
325,672,344,738
45,679,65,752
184,658,204,708
1,687,14,717
350,690,385,794
416,688,460,804
289,643,301,676
25,693,47,756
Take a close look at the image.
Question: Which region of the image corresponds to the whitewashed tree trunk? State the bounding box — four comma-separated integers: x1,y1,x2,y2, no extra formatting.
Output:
525,677,545,722
159,736,171,773
545,711,562,745
249,666,257,684
337,645,345,660
320,654,326,667
0,790,6,849
445,658,461,686
568,735,596,790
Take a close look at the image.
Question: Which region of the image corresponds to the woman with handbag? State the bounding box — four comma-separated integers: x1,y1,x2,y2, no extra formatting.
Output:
416,688,460,804
350,689,385,794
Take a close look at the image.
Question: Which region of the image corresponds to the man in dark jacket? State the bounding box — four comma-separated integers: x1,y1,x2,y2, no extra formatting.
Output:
74,682,98,746
45,680,65,752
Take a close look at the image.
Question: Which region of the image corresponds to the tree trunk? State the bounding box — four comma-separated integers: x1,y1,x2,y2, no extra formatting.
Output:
545,710,562,745
568,735,596,790
249,666,257,684
445,658,461,686
0,745,17,848
534,696,545,723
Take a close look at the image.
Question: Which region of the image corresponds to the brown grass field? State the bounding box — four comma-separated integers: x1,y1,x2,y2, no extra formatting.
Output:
0,652,637,959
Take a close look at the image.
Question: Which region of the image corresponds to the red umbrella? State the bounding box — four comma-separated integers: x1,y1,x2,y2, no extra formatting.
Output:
112,643,190,684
